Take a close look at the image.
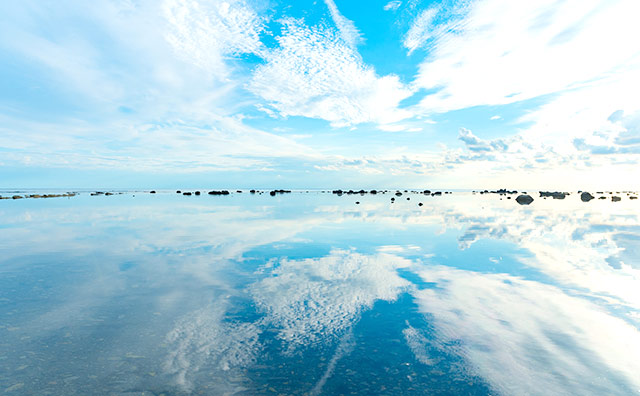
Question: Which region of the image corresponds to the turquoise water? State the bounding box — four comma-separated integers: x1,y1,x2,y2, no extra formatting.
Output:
1,191,639,395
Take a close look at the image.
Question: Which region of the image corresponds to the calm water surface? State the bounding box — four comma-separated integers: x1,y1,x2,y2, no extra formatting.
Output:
1,191,639,395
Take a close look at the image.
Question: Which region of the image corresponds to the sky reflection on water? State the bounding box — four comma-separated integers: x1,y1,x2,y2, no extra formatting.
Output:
0,191,639,395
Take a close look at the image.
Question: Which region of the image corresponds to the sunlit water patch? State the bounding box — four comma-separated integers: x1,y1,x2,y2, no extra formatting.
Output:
1,191,639,395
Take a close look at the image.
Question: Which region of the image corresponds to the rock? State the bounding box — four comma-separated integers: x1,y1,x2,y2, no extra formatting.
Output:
176,190,181,194
150,190,156,194
269,190,291,196
395,192,403,196
580,192,595,202
432,191,442,196
630,196,638,200
370,190,377,194
105,192,114,196
423,190,431,195
183,192,192,196
599,196,606,199
250,189,256,193
540,191,567,199
612,196,621,202
236,190,242,193
12,195,23,199
208,190,230,195
406,197,410,200
355,201,360,204
195,191,201,195
516,194,534,205
418,203,423,206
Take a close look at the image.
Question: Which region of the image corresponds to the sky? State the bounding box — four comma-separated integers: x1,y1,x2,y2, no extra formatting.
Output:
1,0,640,189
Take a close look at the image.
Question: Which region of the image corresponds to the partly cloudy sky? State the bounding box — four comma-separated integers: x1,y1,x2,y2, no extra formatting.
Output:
1,0,639,189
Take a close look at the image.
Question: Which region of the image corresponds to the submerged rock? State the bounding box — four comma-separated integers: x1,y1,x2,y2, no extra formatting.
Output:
612,196,621,202
516,194,534,205
580,192,595,202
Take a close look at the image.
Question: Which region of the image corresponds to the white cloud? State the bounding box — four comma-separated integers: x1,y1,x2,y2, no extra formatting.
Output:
403,7,438,54
413,267,640,396
384,0,402,12
323,0,362,48
163,0,265,73
411,0,640,113
250,249,412,352
249,18,413,127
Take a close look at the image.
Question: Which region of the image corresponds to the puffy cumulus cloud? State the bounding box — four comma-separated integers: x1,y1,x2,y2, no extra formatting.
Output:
249,18,413,128
163,0,265,73
250,249,412,352
409,0,640,113
412,267,640,396
572,110,640,155
458,128,508,152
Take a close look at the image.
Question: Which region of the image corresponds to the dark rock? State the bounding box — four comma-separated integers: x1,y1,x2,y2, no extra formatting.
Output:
269,189,291,196
612,196,621,202
599,196,606,199
183,192,192,196
370,190,377,194
540,191,567,199
432,191,442,196
176,190,181,194
395,192,402,196
12,195,23,199
105,192,113,196
250,190,256,193
195,191,201,195
208,190,230,195
516,194,534,205
423,190,431,195
150,190,156,194
406,197,410,200
355,201,360,204
630,196,638,200
236,190,242,193
418,203,423,206
580,192,595,202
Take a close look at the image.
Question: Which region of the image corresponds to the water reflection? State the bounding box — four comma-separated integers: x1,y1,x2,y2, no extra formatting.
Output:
0,192,639,395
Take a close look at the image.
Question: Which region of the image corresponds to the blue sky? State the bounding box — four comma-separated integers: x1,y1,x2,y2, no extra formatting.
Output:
1,0,639,189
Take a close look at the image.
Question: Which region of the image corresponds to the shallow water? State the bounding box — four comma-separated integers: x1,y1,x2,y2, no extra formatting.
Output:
1,191,639,395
